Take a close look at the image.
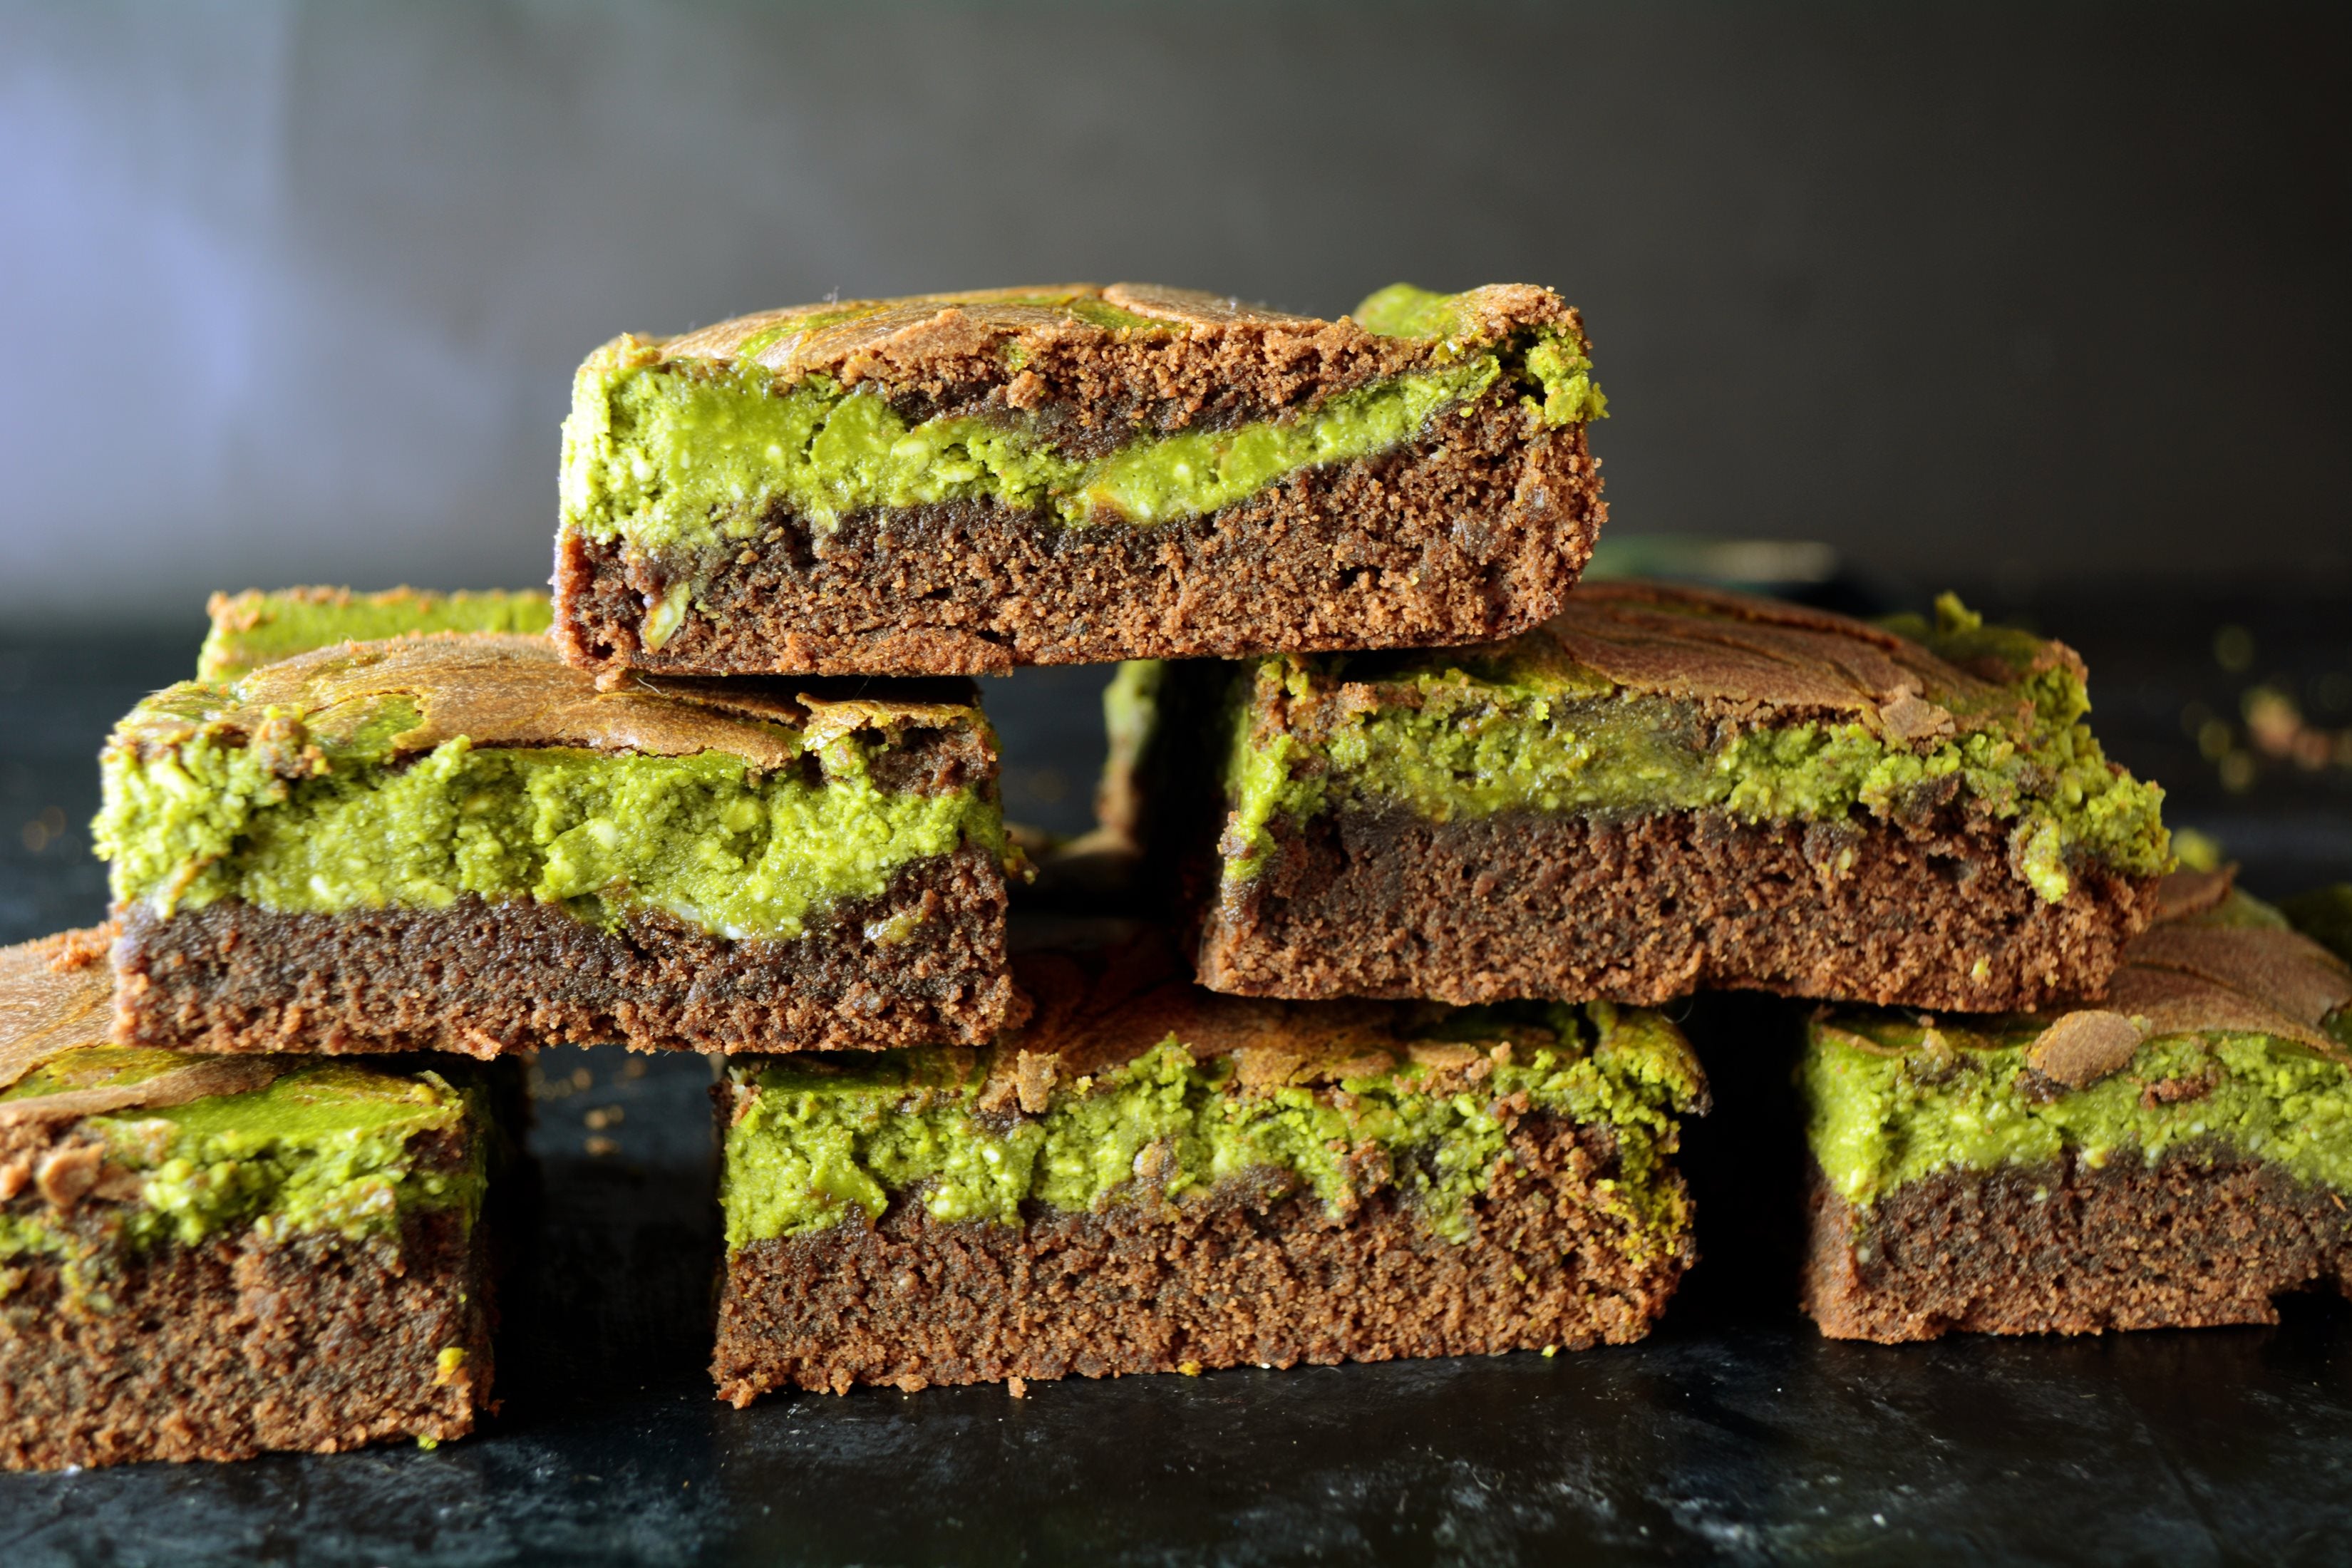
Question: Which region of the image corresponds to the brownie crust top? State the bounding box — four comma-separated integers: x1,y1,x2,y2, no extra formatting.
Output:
2077,871,2352,1063
651,282,1581,411
2107,922,2352,1058
0,929,292,1125
574,282,1595,470
1530,582,2080,746
118,632,985,775
1259,581,2092,758
979,935,1706,1116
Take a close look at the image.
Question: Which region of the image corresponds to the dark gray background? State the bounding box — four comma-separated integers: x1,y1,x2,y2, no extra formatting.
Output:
4,1,2348,623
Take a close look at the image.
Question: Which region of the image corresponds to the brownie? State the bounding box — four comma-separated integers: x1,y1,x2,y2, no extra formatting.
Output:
0,929,507,1468
97,632,1023,1055
197,585,553,683
1188,582,2170,1013
553,282,1606,677
1801,871,2352,1341
710,933,1705,1401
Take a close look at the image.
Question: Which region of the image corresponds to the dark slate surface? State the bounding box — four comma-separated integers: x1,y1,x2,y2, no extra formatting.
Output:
4,587,2351,1567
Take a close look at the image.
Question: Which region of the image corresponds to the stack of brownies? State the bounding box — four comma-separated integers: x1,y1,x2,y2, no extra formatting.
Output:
7,281,2352,1470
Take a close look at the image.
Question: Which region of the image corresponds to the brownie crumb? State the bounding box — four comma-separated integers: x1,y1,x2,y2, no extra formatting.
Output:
1802,1154,2352,1341
1197,803,2158,1013
113,847,1019,1056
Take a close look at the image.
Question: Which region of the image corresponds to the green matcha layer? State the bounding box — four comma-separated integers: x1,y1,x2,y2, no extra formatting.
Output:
1807,887,2352,1212
553,282,1608,677
0,929,506,1468
1192,581,2168,1013
95,634,1022,1056
721,944,1703,1256
198,586,552,684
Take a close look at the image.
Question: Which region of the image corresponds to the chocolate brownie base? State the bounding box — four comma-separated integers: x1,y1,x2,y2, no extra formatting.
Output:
1802,1152,2352,1343
1195,803,2159,1013
114,845,1020,1056
0,1207,492,1469
557,401,1601,678
712,1115,1688,1401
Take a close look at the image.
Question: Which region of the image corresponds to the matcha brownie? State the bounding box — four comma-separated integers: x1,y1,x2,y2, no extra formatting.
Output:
1802,871,2352,1341
97,633,1021,1056
711,934,1703,1400
0,929,506,1468
555,282,1606,677
1192,583,2169,1012
198,585,552,683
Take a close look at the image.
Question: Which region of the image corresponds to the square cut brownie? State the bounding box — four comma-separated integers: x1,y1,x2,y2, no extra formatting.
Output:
1802,870,2352,1341
711,934,1704,1401
0,929,507,1468
1191,583,2170,1013
96,633,1021,1056
555,282,1606,677
198,585,552,683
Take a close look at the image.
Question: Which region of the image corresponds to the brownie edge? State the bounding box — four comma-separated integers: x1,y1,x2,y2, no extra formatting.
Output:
113,844,1021,1056
1802,1156,2352,1343
1196,803,2161,1013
